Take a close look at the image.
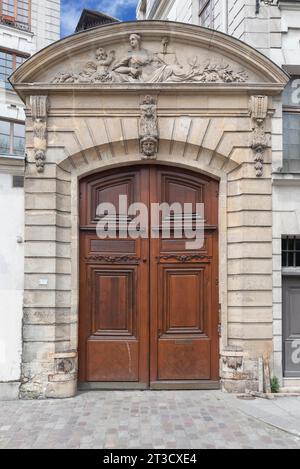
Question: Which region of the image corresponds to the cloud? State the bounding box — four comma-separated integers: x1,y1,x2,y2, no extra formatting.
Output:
61,1,85,37
61,0,138,38
96,0,138,19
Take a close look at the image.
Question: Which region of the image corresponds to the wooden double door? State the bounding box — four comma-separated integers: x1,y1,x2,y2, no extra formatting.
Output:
79,166,219,389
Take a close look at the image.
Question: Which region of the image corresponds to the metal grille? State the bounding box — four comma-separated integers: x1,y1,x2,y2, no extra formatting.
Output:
12,175,24,188
282,236,300,267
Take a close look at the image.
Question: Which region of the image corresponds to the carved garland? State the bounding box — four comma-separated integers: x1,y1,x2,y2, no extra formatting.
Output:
249,95,268,178
85,255,141,264
30,96,49,173
157,254,212,263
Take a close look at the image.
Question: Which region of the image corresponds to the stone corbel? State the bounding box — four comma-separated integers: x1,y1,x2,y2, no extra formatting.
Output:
249,95,268,177
139,95,159,160
30,96,49,173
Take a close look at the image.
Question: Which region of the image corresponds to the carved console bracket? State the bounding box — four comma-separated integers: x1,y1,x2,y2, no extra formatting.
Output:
249,95,268,177
139,95,159,160
30,95,49,173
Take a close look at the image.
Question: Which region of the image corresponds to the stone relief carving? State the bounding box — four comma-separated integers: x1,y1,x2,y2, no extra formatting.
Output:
139,95,159,159
249,96,268,177
56,358,75,374
30,96,49,173
52,34,248,85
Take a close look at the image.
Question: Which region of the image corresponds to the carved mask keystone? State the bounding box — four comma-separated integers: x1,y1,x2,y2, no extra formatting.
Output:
139,95,159,159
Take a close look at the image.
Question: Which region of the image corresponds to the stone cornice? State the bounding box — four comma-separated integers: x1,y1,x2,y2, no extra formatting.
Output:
278,1,300,11
0,156,25,175
15,82,287,103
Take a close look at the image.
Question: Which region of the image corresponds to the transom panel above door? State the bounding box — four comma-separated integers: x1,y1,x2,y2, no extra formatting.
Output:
79,166,219,390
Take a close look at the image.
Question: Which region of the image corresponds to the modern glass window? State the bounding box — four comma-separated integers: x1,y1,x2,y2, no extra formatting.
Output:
0,119,25,156
199,0,214,28
0,0,30,26
0,49,26,90
283,76,300,161
282,236,300,267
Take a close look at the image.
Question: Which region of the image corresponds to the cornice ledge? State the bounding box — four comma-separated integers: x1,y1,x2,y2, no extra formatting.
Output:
13,82,287,103
278,1,300,10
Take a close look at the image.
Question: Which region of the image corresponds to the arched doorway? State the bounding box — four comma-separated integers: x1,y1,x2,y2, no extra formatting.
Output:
79,165,219,389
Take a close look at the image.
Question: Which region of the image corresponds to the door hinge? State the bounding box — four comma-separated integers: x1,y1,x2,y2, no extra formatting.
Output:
215,278,219,286
218,324,222,337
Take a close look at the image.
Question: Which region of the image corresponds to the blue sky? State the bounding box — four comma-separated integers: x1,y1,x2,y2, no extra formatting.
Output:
61,0,139,37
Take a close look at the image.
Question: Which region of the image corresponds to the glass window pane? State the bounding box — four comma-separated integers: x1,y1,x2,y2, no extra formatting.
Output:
13,136,25,155
0,135,10,154
283,113,300,160
283,76,300,107
282,238,288,251
13,123,25,138
0,120,10,135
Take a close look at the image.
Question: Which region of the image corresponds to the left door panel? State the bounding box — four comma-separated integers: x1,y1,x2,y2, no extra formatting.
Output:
79,168,150,385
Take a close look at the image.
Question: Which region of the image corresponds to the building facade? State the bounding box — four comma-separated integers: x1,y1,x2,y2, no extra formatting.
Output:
0,0,60,400
137,0,300,391
10,18,291,398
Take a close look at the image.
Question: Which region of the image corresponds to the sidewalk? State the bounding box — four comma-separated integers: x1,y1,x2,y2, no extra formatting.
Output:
0,391,299,449
223,394,300,438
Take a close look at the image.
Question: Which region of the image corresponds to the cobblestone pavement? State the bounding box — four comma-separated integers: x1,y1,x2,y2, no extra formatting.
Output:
0,391,300,449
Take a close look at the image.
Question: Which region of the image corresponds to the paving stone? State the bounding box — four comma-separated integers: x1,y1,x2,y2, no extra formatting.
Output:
0,391,299,449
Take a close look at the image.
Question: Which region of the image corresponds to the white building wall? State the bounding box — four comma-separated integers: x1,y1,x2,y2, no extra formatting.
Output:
0,171,24,378
0,1,60,396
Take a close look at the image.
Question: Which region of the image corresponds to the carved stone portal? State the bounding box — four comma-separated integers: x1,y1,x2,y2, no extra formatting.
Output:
139,95,159,159
249,96,268,177
52,33,248,85
30,96,49,173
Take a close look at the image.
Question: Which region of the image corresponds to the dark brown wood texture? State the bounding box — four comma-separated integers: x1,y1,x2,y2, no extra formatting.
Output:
79,166,219,387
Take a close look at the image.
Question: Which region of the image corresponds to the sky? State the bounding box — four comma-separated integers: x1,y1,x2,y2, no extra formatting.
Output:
61,0,139,38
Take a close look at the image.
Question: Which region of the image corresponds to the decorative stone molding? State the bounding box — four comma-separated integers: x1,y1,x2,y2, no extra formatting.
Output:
30,96,49,173
51,33,248,85
139,95,159,159
249,95,268,177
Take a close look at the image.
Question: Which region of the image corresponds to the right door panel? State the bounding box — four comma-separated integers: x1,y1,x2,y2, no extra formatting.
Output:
150,167,219,386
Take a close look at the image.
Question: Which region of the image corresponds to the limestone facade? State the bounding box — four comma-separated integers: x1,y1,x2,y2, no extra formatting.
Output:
0,0,61,399
10,21,288,398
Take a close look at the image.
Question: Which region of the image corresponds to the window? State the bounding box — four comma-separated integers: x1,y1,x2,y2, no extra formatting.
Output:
0,49,26,90
0,0,31,29
12,175,24,187
282,236,300,267
199,0,214,28
283,76,300,162
0,119,25,156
